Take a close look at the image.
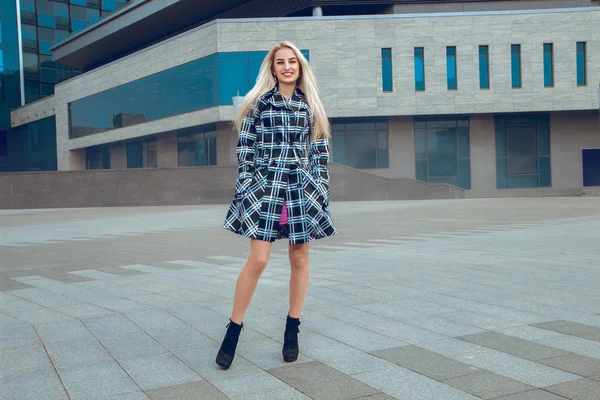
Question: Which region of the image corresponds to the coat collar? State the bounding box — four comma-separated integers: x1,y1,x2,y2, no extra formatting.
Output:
257,85,308,113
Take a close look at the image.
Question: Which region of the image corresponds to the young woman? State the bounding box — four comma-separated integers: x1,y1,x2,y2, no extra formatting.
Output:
218,41,336,369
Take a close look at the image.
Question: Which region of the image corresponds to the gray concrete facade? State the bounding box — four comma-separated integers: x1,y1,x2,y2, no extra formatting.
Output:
10,7,600,198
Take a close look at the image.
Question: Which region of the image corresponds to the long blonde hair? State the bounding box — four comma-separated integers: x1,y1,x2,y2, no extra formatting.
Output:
234,41,330,140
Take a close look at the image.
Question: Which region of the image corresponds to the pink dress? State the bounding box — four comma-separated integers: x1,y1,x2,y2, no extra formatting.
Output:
280,200,288,225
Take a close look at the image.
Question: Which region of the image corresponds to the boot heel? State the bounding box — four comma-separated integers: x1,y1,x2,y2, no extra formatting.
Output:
216,319,243,369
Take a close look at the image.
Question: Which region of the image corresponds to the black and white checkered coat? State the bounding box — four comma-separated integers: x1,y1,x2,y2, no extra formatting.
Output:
223,86,337,244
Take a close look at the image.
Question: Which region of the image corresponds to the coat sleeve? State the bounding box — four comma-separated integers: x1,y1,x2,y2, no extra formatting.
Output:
309,135,331,204
235,109,257,194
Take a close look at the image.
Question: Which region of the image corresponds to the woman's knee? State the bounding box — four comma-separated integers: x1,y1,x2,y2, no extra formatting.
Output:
289,244,309,269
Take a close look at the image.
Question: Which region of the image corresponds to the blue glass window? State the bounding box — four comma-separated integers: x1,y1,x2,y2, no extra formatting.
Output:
414,47,425,91
495,114,551,189
511,44,521,88
126,137,157,169
0,50,4,72
54,2,69,18
332,118,389,169
543,43,553,87
446,46,457,90
479,45,489,89
414,117,471,189
177,125,217,167
39,41,54,56
68,51,308,138
20,0,36,12
38,14,55,28
102,0,117,12
381,48,393,92
577,42,586,86
21,24,37,40
71,19,89,32
70,0,87,6
55,30,70,43
88,9,101,24
41,69,57,83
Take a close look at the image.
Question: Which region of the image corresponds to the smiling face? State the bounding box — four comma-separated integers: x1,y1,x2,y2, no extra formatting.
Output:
272,46,300,86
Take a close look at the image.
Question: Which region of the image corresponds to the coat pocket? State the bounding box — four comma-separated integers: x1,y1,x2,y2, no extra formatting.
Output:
236,168,267,200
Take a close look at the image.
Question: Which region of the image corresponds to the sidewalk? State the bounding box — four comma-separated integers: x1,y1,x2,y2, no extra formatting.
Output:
1,197,600,399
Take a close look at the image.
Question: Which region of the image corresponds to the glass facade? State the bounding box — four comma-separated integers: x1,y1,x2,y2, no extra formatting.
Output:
177,124,217,167
414,117,471,189
332,118,389,169
85,144,110,169
69,50,310,139
381,48,392,92
446,46,457,90
495,114,551,189
414,47,425,91
126,136,157,169
511,44,521,88
582,149,600,187
0,116,57,171
543,43,553,87
20,0,131,103
576,42,586,86
479,45,489,89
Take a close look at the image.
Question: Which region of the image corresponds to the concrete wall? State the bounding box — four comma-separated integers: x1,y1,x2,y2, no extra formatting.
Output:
0,164,464,209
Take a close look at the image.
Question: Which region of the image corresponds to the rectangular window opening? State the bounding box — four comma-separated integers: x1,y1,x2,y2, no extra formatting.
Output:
446,46,457,90
577,42,587,86
543,43,554,87
381,48,393,92
479,45,489,89
414,47,425,91
511,44,521,89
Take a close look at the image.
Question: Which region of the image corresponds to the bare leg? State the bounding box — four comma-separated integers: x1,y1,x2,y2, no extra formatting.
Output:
288,242,310,318
230,239,273,324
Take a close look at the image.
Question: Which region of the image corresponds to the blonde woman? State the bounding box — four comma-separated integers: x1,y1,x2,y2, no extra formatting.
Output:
218,41,336,369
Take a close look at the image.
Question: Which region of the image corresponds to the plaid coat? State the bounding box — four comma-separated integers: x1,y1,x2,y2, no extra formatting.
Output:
224,86,337,244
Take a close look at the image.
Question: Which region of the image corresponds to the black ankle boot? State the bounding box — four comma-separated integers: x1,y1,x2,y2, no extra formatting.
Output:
282,315,301,362
215,319,243,369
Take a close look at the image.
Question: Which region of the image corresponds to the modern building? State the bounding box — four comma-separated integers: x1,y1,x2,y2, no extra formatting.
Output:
0,0,132,172
6,0,600,203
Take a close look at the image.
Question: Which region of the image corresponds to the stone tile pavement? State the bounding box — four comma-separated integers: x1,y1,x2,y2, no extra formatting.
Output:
1,197,600,399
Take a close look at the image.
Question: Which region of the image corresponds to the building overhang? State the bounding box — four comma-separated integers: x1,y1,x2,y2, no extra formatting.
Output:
50,0,251,70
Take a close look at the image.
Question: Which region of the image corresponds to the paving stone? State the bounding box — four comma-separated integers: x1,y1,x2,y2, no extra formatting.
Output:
98,331,167,360
235,337,313,370
353,365,480,400
0,343,51,379
58,360,139,399
493,389,570,400
543,378,600,400
209,370,295,398
54,303,116,319
532,320,600,343
0,367,69,400
231,386,312,400
538,353,600,378
268,361,380,400
36,320,95,343
146,380,229,400
443,371,534,399
119,352,202,390
457,331,571,361
371,345,483,381
46,337,113,370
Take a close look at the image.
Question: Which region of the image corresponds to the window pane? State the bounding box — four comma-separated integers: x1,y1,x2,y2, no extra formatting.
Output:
21,0,36,12
332,119,388,169
508,126,538,174
41,82,54,96
54,2,69,18
88,9,101,24
70,0,86,6
22,24,37,40
511,44,521,88
576,42,586,86
381,48,393,92
427,128,458,177
41,69,57,83
23,52,39,68
37,0,53,14
102,0,117,11
414,47,425,91
56,30,70,43
39,41,53,55
38,27,54,41
71,19,89,32
446,47,457,90
479,45,489,89
70,5,87,20
543,43,553,87
38,14,55,28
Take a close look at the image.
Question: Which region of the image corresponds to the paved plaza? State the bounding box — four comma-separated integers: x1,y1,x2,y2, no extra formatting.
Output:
1,197,600,399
